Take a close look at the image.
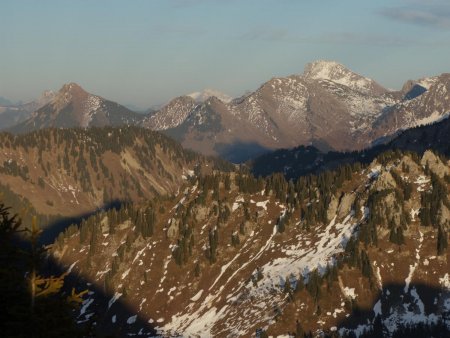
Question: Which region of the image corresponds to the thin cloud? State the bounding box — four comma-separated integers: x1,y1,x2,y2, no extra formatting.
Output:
314,32,416,46
238,28,418,46
380,3,450,29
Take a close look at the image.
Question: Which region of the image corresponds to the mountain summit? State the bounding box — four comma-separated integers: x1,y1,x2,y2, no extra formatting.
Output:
10,83,143,133
303,60,387,95
141,60,450,162
187,89,233,103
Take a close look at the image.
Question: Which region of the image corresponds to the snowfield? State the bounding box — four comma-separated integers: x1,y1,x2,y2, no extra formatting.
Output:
161,214,358,337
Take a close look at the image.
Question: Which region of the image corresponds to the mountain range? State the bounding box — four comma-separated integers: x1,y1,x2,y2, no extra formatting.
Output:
3,61,450,162
0,90,55,129
0,61,449,337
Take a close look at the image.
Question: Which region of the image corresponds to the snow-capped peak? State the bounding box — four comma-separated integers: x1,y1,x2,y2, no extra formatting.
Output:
188,89,232,103
303,60,384,95
416,76,439,90
303,60,348,79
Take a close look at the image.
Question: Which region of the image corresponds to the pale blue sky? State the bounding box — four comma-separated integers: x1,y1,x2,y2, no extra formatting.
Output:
1,0,450,108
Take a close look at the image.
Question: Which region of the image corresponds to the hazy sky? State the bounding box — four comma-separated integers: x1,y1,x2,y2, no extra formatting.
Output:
1,0,450,108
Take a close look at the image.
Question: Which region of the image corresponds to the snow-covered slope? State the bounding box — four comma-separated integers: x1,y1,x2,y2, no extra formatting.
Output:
142,96,198,130
371,73,450,141
303,60,387,96
188,89,232,104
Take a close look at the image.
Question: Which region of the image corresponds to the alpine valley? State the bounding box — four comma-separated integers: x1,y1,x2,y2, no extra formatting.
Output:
0,61,449,338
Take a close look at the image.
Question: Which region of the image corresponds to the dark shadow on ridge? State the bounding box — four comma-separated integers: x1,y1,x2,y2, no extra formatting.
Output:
38,200,128,246
214,141,272,163
45,254,158,337
250,116,450,179
330,282,450,337
1,206,158,338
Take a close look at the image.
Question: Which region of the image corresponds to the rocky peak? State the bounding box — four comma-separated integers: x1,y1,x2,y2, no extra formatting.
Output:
303,60,348,79
303,60,387,95
415,74,450,112
54,82,89,107
142,95,198,130
188,88,232,103
40,90,55,101
59,82,86,95
416,76,440,90
162,95,197,109
421,150,450,178
401,80,427,101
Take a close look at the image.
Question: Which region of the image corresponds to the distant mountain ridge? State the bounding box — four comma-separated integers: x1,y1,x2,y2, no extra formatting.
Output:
9,83,144,133
4,62,450,163
0,96,15,106
250,114,450,179
0,90,55,130
149,61,450,162
188,88,232,103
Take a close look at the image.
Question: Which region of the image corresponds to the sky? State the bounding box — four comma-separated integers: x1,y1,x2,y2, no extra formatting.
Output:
1,0,450,109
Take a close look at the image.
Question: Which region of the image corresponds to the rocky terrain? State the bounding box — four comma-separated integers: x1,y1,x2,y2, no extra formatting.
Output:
50,149,449,337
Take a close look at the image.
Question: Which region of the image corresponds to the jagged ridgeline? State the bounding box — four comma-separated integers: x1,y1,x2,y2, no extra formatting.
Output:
51,149,449,337
0,126,233,225
250,115,450,180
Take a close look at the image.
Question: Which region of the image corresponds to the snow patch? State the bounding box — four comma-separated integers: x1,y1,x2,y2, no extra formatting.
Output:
191,290,203,302
127,315,137,324
108,292,122,309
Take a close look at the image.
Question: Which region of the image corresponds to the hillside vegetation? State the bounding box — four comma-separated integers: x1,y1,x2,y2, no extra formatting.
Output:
0,127,232,226
51,149,450,337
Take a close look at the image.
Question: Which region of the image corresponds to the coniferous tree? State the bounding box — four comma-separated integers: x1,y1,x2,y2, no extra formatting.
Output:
296,274,305,293
360,250,373,279
224,174,231,191
239,222,245,235
437,226,448,255
194,262,201,277
284,275,291,294
295,320,304,338
306,269,322,303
